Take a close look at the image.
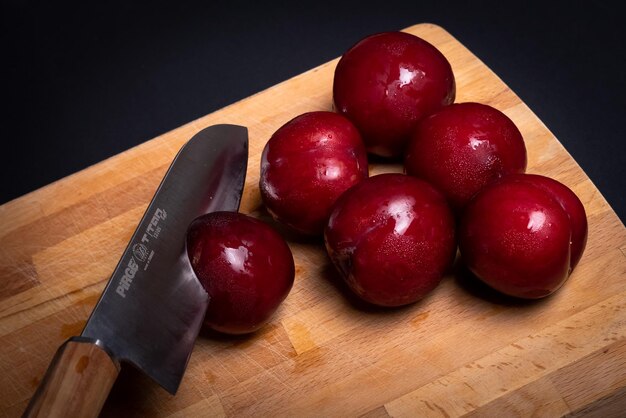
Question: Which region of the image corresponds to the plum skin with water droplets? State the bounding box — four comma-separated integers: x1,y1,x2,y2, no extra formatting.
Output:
260,111,369,236
324,173,456,307
333,31,456,158
505,173,588,271
458,175,585,299
404,102,527,212
186,211,295,335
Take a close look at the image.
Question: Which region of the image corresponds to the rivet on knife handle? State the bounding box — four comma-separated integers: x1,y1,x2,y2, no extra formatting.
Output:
22,338,120,418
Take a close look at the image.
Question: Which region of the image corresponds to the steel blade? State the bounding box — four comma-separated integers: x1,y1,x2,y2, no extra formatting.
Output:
82,124,248,394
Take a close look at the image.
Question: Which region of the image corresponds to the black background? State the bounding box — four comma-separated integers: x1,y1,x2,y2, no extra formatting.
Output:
3,1,625,223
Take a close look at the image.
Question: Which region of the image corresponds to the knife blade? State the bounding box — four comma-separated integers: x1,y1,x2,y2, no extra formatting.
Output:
23,124,249,418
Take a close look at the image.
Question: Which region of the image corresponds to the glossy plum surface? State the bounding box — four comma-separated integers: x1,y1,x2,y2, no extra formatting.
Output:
333,31,455,158
186,211,295,334
505,173,588,270
324,173,456,307
260,111,369,236
459,176,573,299
405,102,527,212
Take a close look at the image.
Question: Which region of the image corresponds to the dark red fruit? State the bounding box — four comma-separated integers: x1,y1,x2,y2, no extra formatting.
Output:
505,173,588,270
260,111,369,236
459,175,576,299
405,102,527,212
333,31,455,158
324,173,456,307
186,211,295,334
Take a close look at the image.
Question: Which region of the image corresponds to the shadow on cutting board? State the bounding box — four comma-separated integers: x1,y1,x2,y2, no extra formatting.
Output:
452,257,549,308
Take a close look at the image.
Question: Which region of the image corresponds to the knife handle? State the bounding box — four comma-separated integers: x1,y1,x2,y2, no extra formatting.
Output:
23,337,120,418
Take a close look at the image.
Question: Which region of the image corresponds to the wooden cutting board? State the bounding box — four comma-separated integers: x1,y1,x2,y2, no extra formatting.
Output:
1,23,625,417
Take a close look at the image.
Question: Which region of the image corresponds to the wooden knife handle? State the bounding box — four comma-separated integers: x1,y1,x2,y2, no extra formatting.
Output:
23,337,120,418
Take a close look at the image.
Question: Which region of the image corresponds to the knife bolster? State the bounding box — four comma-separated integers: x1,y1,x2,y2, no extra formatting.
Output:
23,337,121,418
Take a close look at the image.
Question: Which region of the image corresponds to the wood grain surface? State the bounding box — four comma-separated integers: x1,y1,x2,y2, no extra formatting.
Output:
1,23,625,417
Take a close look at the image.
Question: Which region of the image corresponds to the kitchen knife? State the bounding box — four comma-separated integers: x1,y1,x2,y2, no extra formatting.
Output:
23,124,249,418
